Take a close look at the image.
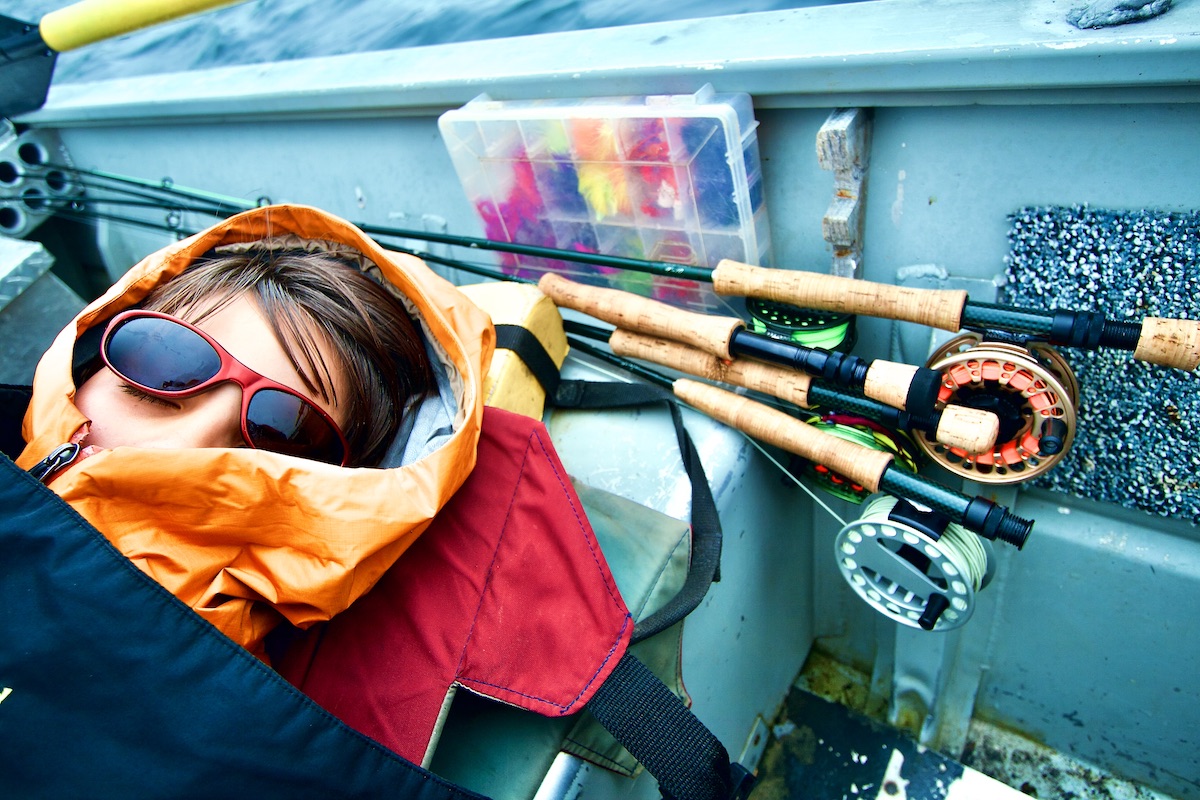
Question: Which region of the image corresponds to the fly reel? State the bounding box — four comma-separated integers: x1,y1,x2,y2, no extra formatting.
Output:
746,297,856,352
915,333,1079,483
796,412,921,503
834,494,995,631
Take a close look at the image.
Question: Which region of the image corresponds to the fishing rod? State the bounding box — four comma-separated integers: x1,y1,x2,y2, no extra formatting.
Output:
375,240,1000,455
349,224,1200,372
563,335,1032,551
569,332,1013,631
32,192,999,453
710,261,1199,372
38,197,1028,630
565,321,995,455
538,272,970,425
20,183,1123,484
39,201,1043,547
37,162,263,220
24,164,1200,372
348,218,1191,485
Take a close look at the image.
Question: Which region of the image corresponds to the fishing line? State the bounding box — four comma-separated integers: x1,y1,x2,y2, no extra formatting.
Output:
564,333,850,527
797,412,920,504
743,436,848,528
745,297,855,351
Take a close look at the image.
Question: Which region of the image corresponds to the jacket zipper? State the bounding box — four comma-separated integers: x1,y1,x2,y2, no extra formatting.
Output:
29,442,82,484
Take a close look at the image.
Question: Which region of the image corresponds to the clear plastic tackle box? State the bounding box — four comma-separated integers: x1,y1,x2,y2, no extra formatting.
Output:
438,84,772,312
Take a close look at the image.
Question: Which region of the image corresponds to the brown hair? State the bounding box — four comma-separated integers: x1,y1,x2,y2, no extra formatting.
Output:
141,248,434,467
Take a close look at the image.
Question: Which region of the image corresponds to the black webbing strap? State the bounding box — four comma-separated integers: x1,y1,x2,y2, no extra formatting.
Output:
0,384,33,462
587,652,754,800
493,324,561,397
552,379,723,644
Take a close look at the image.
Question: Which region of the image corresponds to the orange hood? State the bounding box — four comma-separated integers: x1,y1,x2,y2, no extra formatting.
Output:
17,205,493,658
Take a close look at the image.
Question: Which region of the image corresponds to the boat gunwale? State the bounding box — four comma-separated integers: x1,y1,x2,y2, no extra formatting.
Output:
17,0,1200,126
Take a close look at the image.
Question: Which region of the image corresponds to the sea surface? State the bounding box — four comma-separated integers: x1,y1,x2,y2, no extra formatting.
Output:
8,0,860,85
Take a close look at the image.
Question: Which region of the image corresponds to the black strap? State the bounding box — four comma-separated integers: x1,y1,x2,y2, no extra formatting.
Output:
0,384,33,462
493,324,561,397
552,379,723,644
587,652,754,800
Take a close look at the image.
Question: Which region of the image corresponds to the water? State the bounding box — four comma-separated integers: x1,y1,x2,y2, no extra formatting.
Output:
6,0,859,85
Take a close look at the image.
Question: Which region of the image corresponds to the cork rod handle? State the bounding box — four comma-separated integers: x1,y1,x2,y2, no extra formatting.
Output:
1134,318,1200,371
673,378,895,492
538,273,744,359
712,260,968,332
860,360,920,411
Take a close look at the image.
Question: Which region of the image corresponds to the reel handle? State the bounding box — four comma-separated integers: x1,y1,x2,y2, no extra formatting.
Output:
613,330,998,454
538,273,743,359
673,378,895,493
935,405,999,456
1135,317,1200,371
712,260,968,332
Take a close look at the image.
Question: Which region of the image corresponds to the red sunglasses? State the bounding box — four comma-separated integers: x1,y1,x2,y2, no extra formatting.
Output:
100,309,350,466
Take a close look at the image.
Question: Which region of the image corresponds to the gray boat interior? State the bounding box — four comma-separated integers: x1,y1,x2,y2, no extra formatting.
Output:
3,1,1198,798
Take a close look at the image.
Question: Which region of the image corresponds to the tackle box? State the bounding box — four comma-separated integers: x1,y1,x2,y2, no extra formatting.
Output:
438,84,772,312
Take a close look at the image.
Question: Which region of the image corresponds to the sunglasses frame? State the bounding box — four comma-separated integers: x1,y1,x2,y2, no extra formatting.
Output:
99,309,350,466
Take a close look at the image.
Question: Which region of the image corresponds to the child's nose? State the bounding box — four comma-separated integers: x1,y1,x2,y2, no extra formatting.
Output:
149,383,246,450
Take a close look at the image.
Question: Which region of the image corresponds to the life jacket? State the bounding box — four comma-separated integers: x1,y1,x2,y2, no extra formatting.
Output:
16,204,493,658
272,281,730,788
274,403,633,765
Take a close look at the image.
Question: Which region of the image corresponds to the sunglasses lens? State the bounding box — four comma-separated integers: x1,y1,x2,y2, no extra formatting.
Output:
106,316,222,391
246,389,346,466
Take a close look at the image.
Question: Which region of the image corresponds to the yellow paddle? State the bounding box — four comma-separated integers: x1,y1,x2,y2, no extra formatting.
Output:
0,0,248,118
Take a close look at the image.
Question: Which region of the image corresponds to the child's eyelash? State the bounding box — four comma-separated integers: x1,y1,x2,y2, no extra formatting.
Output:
118,384,178,408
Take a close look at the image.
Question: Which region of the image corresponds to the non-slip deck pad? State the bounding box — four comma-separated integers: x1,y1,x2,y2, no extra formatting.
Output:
1004,206,1198,524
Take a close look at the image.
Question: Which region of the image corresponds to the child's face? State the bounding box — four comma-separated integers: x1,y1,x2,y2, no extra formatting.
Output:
76,294,347,457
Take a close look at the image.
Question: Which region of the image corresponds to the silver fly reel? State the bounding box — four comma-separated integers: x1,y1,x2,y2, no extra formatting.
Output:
834,494,995,631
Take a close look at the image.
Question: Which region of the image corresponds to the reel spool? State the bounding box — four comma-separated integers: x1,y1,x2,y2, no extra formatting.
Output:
915,333,1079,484
797,413,921,504
835,494,995,631
746,297,857,352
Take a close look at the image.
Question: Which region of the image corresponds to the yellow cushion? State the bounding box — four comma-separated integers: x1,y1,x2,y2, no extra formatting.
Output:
459,282,568,420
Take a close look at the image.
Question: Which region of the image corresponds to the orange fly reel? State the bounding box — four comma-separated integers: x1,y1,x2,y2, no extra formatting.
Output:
914,333,1079,484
